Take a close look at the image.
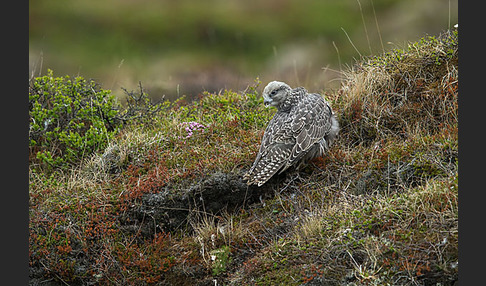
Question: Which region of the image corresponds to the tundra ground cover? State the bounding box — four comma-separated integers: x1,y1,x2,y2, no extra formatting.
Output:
29,30,457,285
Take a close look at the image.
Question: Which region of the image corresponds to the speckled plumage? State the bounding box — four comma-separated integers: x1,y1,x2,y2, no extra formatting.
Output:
244,81,339,187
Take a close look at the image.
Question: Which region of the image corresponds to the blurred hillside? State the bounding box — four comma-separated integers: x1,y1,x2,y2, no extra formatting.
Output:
29,0,457,101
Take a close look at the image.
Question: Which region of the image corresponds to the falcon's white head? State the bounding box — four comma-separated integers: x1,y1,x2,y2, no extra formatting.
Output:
262,81,291,108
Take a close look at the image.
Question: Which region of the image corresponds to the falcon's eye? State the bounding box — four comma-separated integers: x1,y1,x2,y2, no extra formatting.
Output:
270,90,277,96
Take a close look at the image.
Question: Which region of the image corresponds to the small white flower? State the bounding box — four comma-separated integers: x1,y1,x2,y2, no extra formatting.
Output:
44,119,51,130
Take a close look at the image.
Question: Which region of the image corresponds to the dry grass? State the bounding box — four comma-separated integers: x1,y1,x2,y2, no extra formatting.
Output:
335,30,457,148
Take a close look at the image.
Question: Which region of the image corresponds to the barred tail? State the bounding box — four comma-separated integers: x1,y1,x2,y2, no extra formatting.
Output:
244,145,291,186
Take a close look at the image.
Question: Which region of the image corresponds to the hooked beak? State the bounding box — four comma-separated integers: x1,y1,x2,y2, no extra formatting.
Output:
264,99,271,107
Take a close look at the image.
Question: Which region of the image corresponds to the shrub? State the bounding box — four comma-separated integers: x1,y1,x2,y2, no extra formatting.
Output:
29,70,122,172
118,82,170,125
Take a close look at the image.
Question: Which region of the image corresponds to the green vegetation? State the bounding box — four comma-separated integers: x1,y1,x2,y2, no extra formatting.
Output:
29,0,369,69
29,0,457,100
29,30,458,285
29,70,122,172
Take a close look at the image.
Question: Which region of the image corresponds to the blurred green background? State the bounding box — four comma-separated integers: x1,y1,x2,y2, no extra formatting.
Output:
29,0,458,101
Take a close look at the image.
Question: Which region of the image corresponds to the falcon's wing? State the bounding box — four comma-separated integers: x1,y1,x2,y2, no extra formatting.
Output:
283,93,333,171
244,112,293,185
